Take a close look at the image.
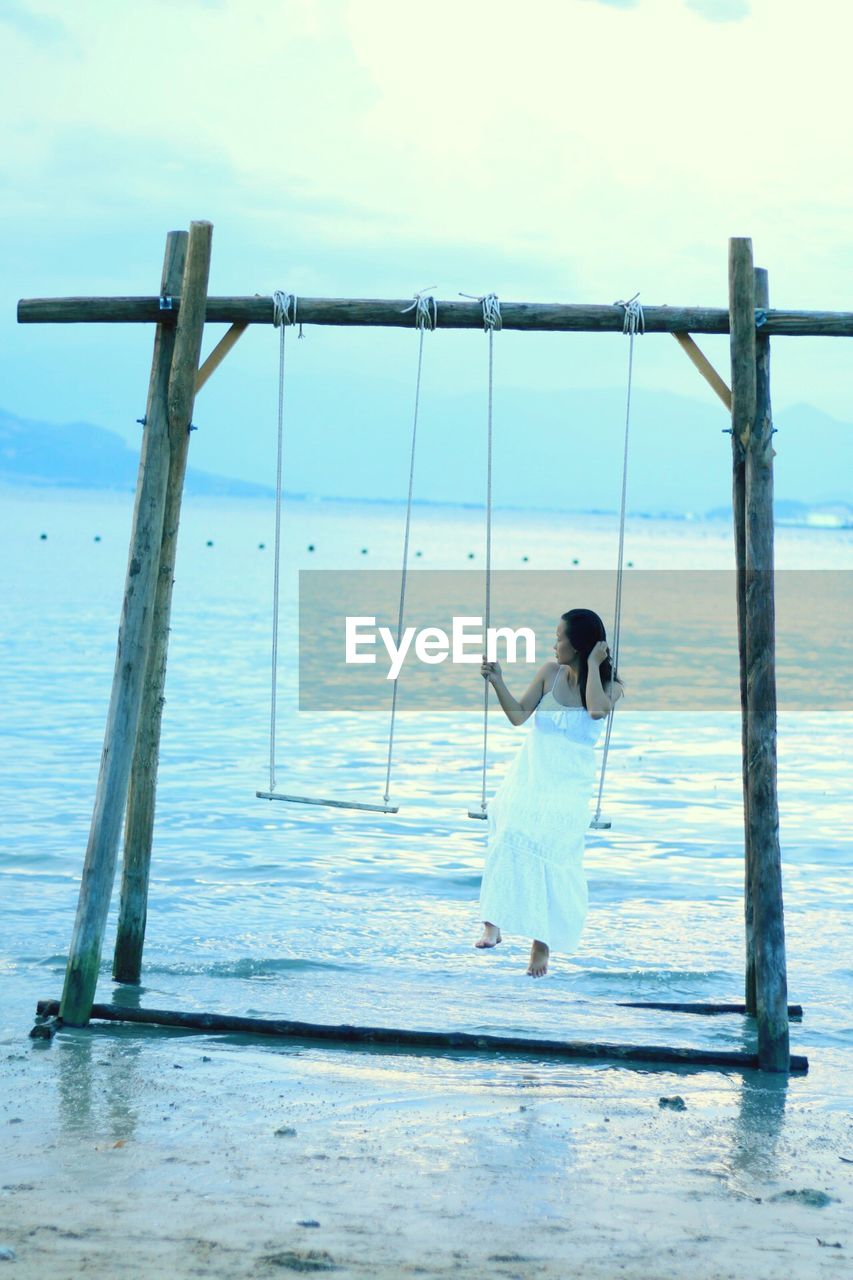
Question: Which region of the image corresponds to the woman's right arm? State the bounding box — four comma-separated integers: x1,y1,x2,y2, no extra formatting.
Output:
481,658,553,726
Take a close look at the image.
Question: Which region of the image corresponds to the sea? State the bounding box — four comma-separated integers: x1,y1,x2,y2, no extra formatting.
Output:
1,488,851,1106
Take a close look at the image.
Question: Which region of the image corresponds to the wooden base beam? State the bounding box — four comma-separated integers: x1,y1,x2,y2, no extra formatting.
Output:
617,1001,802,1018
33,1002,809,1074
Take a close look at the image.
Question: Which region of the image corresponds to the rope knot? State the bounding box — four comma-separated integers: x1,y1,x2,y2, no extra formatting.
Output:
272,291,297,328
481,292,501,332
401,287,438,331
459,292,502,332
614,293,644,336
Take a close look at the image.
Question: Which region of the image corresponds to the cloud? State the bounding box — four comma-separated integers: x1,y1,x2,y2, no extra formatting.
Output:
1,0,847,301
2,0,853,472
685,0,749,20
0,0,65,45
584,0,747,13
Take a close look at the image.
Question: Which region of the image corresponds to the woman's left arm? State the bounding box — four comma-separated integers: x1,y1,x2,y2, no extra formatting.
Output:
586,642,624,719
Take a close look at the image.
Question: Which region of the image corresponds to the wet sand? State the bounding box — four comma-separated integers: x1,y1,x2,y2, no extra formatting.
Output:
1,1019,850,1279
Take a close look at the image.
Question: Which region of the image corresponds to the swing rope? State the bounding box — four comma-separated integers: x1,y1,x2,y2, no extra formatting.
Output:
468,293,501,816
591,293,643,826
381,290,437,805
268,290,297,793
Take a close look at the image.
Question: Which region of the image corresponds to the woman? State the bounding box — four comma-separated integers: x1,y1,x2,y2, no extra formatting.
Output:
475,608,624,977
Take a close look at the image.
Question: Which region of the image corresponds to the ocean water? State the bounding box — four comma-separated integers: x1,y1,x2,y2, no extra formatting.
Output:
1,488,851,1101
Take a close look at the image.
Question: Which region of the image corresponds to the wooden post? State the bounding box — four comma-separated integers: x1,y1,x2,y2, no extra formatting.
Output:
728,239,789,1071
739,267,777,1017
58,231,187,1025
729,240,755,1016
112,222,213,985
747,262,789,1071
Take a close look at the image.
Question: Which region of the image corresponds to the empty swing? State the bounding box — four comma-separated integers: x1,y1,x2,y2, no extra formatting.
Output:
588,294,643,830
467,293,642,829
256,289,437,814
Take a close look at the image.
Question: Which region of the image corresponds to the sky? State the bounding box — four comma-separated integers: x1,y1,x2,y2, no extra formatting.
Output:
2,0,852,510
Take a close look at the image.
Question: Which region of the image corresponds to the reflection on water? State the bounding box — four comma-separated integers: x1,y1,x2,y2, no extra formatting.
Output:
56,1034,94,1134
56,1029,143,1144
729,1074,789,1183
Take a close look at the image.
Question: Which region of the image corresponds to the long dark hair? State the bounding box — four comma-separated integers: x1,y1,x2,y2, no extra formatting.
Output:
561,608,624,711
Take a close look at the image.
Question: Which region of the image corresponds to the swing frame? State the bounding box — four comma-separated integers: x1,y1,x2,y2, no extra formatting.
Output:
19,220,846,1072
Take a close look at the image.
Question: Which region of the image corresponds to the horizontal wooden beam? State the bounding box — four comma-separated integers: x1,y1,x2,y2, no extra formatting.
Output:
16,295,853,336
616,1000,803,1018
33,1001,809,1073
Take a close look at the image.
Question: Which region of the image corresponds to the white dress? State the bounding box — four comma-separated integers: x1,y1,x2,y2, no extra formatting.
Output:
477,664,605,951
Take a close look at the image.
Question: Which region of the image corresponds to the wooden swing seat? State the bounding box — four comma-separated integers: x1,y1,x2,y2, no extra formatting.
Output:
257,790,399,814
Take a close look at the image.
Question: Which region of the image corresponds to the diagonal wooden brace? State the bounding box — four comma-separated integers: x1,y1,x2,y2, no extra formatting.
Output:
195,322,249,394
672,332,732,410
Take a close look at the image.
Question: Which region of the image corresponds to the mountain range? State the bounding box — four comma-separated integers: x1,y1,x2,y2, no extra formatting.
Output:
0,408,273,499
0,401,849,525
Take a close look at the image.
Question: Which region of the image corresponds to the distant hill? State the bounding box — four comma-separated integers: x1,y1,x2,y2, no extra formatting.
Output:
236,377,851,517
0,402,849,525
705,498,852,527
0,408,275,499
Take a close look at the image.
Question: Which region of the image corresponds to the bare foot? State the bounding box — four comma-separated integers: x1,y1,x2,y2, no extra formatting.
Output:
475,922,502,949
526,940,549,977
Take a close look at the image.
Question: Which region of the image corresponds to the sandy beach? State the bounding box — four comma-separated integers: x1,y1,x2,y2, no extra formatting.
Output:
2,1009,851,1279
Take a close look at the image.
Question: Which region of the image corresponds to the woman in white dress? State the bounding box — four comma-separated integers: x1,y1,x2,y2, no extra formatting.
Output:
475,608,624,977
